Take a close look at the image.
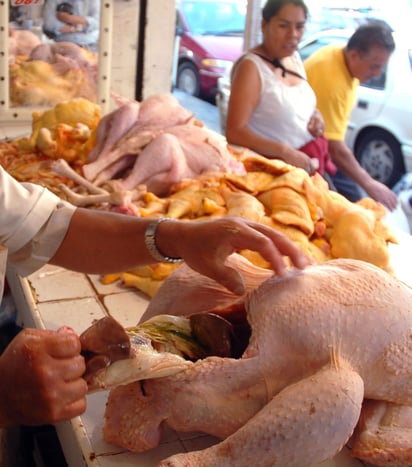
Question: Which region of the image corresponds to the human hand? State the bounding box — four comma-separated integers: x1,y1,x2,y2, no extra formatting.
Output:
166,217,310,295
60,23,76,33
364,178,398,211
285,148,316,174
0,327,87,427
307,109,325,138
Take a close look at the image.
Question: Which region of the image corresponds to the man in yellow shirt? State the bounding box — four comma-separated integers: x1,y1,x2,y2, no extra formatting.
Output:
305,23,397,210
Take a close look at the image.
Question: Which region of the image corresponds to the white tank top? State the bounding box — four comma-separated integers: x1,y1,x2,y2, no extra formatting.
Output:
241,52,316,149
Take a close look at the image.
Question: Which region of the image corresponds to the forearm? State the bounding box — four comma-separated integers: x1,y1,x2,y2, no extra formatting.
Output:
71,14,88,28
51,209,157,273
49,209,184,274
226,125,293,160
328,140,372,189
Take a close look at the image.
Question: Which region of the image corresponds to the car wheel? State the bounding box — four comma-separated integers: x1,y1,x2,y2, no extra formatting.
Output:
177,62,200,97
356,129,405,187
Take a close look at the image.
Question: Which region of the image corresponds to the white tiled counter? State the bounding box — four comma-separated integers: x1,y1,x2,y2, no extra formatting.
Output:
5,230,412,467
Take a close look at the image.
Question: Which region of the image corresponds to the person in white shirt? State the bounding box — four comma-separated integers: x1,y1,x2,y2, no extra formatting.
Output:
0,166,308,427
42,0,100,50
226,0,330,177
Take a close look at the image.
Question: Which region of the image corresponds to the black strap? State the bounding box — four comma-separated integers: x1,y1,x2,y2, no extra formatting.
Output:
253,53,306,80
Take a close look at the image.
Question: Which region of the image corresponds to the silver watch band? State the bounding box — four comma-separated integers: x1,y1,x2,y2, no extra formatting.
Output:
144,218,183,263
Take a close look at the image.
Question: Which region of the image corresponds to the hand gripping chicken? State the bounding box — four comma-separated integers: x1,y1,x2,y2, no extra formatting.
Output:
86,258,412,467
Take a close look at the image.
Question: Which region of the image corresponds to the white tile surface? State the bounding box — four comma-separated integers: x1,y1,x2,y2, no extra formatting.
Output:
103,291,149,328
37,297,107,334
29,265,95,302
88,274,131,296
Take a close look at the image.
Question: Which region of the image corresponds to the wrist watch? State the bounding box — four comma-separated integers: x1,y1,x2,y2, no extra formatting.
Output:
145,218,183,263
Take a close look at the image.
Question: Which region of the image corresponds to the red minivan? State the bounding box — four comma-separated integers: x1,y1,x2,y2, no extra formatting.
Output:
175,0,246,98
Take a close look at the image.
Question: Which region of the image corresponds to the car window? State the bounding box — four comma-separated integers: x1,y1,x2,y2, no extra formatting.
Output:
181,1,246,36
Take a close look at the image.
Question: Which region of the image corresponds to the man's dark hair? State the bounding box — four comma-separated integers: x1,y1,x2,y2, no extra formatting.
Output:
262,0,308,23
347,23,395,55
56,2,73,14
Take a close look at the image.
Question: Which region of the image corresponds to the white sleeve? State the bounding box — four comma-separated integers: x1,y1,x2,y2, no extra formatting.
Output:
0,167,76,276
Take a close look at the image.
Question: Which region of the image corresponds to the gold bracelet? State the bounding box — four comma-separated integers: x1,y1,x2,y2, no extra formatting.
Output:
144,218,183,263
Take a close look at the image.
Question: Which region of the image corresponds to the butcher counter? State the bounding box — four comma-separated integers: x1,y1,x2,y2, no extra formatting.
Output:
5,230,412,467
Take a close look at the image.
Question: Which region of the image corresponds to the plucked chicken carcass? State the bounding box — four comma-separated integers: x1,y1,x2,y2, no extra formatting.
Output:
97,257,412,467
10,42,98,106
81,94,246,194
28,42,97,74
8,26,41,64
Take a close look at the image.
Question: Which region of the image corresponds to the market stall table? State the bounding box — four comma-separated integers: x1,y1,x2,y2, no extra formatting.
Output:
6,230,412,467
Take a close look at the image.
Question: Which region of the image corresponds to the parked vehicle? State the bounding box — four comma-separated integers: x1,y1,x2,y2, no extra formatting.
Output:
175,0,246,98
217,29,412,187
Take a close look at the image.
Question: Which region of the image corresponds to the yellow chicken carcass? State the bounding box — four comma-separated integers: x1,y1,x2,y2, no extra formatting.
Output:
10,60,96,107
224,171,281,194
122,273,163,298
10,61,71,106
30,97,101,143
16,98,101,163
330,208,394,270
258,186,315,236
222,187,266,223
36,123,92,162
138,192,169,217
304,172,397,269
239,151,292,176
101,263,182,298
166,176,227,219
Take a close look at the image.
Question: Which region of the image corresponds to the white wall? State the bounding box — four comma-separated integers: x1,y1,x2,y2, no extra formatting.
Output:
107,0,176,107
140,0,176,99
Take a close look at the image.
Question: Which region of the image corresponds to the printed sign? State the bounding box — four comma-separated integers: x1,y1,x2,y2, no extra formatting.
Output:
10,0,44,6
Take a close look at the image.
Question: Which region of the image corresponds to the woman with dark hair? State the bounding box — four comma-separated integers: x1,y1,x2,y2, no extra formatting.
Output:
226,0,334,177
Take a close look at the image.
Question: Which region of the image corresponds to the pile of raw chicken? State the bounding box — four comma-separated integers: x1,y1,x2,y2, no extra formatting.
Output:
8,26,97,106
2,94,411,466
0,92,398,295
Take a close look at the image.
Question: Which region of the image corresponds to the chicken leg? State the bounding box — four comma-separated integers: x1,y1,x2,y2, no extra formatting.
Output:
159,361,364,467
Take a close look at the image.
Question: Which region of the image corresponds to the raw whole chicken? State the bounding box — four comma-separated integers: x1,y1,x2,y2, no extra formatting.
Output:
28,42,97,73
101,258,412,467
8,25,41,64
10,41,98,106
81,94,246,194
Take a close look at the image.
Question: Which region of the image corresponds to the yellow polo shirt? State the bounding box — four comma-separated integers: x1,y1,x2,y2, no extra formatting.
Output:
304,45,359,141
